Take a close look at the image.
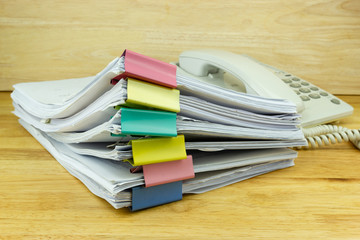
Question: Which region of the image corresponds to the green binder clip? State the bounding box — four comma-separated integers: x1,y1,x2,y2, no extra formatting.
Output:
121,108,177,137
110,133,128,137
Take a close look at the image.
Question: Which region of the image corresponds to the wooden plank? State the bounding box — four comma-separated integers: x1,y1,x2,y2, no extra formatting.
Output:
0,0,359,94
1,92,360,239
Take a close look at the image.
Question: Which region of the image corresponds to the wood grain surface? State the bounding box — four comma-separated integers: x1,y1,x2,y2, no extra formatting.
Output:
0,0,359,94
0,92,359,239
1,0,360,239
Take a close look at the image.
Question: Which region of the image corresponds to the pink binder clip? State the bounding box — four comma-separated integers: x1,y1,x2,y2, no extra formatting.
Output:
142,155,194,188
111,49,177,88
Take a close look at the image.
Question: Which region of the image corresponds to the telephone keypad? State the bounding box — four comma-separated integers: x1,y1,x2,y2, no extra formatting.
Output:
309,93,320,99
252,58,353,127
299,88,311,93
282,79,292,83
320,92,328,96
275,71,342,105
310,86,319,91
331,99,340,104
300,95,310,101
301,82,310,86
290,83,301,88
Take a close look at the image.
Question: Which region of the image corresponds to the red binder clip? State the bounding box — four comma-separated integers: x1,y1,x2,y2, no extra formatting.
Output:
111,49,177,88
143,155,194,187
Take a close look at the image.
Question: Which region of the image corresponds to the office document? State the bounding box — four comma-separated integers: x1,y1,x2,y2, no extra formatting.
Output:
11,49,306,211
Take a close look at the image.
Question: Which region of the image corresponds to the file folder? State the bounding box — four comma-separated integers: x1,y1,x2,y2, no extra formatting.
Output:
111,49,177,88
143,155,194,187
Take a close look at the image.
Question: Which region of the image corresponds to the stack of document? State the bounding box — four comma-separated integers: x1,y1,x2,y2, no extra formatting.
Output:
11,49,306,210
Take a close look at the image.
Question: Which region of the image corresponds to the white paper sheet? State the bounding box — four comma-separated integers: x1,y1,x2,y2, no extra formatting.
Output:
20,119,295,209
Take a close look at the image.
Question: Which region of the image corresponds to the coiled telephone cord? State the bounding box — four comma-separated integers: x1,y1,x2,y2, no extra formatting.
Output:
302,125,360,150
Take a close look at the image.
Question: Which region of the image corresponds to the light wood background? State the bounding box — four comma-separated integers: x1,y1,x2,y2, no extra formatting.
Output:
0,0,359,94
1,0,360,239
1,92,359,239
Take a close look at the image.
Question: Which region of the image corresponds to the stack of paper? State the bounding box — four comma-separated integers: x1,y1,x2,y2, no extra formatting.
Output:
12,49,306,211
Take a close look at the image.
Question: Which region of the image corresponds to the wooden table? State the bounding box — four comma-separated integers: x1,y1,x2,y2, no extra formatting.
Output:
1,0,360,238
0,92,359,239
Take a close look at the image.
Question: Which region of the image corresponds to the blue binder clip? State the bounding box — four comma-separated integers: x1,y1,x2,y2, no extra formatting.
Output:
130,181,183,211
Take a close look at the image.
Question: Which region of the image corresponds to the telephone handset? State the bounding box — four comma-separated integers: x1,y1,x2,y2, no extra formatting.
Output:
179,49,305,112
178,49,354,128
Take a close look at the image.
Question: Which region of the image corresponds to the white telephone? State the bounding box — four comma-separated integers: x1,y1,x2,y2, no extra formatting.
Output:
177,49,353,128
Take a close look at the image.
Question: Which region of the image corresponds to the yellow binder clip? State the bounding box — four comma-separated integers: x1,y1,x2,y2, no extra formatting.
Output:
126,135,187,166
126,78,180,112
